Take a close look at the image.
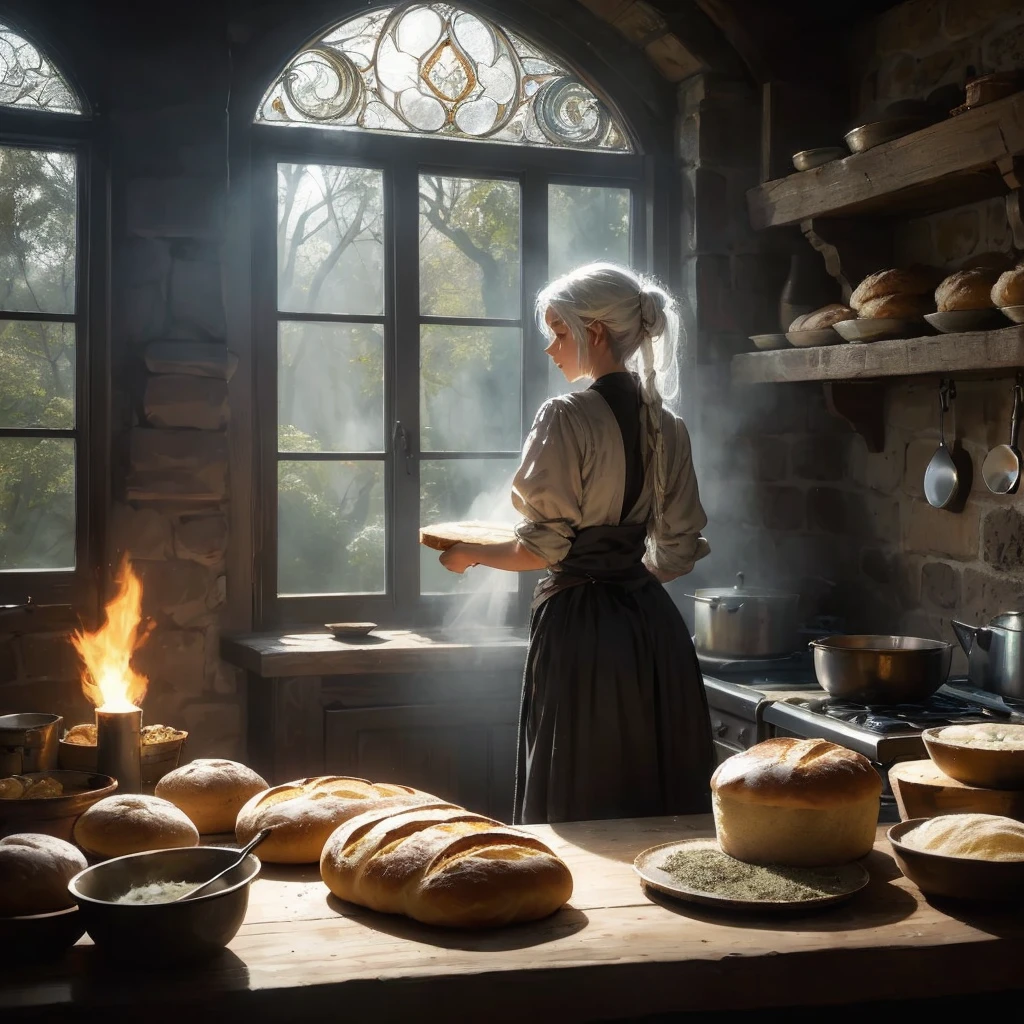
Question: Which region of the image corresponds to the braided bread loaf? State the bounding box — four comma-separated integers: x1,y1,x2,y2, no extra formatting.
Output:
235,776,438,863
320,802,574,928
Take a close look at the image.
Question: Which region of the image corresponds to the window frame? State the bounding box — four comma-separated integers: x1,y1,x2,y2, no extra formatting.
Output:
253,125,662,628
0,28,107,616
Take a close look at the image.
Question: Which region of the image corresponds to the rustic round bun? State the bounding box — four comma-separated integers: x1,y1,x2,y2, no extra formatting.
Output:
155,759,268,834
419,521,517,552
795,304,856,331
856,292,934,319
902,813,1024,861
992,264,1024,307
711,738,882,867
0,833,87,916
850,266,941,309
73,794,200,859
235,776,439,864
936,268,1000,311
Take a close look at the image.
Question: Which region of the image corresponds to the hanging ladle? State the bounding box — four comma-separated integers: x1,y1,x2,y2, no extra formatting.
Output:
173,828,271,902
982,374,1023,495
924,380,961,509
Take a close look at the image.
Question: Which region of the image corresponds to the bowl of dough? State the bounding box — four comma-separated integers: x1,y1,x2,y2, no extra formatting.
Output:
922,723,1024,790
888,814,1024,902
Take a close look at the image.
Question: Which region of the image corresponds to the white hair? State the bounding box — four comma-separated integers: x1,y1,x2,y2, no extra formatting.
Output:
536,262,681,523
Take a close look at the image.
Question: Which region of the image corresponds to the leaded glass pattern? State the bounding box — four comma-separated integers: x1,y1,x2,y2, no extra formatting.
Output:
256,3,630,151
0,22,82,114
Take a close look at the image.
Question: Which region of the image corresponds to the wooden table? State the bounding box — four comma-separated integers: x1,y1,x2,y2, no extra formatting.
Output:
4,815,1023,1022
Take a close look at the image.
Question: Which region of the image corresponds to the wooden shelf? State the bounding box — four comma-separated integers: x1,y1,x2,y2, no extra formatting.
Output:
731,326,1024,385
746,91,1024,230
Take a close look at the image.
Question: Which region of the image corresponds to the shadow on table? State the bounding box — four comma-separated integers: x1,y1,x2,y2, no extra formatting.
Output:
325,893,589,950
916,894,1024,938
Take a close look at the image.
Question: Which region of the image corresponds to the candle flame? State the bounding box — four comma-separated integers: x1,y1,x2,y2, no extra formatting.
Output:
72,557,150,712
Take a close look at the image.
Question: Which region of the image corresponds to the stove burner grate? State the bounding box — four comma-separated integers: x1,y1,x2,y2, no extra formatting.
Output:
805,692,1012,734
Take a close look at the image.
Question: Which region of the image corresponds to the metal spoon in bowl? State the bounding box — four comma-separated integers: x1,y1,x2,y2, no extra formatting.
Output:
924,380,960,509
173,828,272,903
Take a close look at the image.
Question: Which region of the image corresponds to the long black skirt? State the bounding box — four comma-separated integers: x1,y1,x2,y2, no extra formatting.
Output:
513,576,715,825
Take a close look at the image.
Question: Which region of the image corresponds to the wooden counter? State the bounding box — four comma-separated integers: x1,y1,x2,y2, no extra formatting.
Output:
4,816,1023,1022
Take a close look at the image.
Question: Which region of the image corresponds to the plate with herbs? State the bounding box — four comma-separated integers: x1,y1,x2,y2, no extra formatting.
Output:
633,838,870,913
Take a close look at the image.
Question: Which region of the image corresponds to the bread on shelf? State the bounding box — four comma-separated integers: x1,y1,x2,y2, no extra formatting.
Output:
155,758,269,834
992,264,1024,307
856,292,934,319
711,737,882,867
850,266,942,311
936,268,1001,311
789,304,855,332
73,794,200,859
320,802,574,928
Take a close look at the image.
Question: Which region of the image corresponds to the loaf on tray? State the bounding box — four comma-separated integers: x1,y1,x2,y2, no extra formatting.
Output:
992,264,1024,307
855,293,934,319
850,266,941,311
935,268,1001,311
235,776,438,863
320,802,574,928
789,304,855,332
419,521,517,552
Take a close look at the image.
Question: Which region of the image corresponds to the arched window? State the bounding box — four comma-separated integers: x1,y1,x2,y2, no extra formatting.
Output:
252,3,657,625
0,20,97,611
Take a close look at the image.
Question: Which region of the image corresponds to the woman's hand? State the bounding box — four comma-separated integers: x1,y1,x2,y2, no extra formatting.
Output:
439,543,478,574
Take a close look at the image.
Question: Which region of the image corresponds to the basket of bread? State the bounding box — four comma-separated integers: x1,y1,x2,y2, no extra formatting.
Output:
59,722,188,788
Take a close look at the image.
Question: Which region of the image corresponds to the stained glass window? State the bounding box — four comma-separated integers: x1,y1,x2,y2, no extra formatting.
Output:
256,3,630,151
0,22,82,114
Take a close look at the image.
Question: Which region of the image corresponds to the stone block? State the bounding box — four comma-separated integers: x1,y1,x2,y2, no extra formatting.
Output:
791,435,848,482
109,503,174,561
144,341,238,380
933,206,981,264
849,437,904,494
130,428,227,473
762,486,804,531
125,177,225,239
133,628,206,697
751,436,789,481
126,469,227,504
134,560,216,628
180,701,243,760
16,631,80,682
144,375,229,430
644,34,702,82
944,0,1024,40
0,678,94,731
961,567,1024,624
887,384,935,433
860,494,902,541
921,560,962,609
610,1,666,45
982,15,1024,70
873,0,944,55
168,254,226,340
686,167,730,254
806,487,849,534
982,506,1024,572
901,500,981,560
120,282,167,344
174,515,228,567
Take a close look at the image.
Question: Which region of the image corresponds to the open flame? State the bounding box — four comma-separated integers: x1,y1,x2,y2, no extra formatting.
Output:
72,558,150,712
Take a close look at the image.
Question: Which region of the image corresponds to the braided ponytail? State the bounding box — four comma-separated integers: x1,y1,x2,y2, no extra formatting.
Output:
536,263,681,525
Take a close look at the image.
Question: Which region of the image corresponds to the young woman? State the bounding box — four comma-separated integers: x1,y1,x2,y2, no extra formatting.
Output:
439,263,714,824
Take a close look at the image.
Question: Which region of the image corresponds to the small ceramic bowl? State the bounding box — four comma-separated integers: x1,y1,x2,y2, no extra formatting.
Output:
832,318,922,343
923,310,1006,333
922,725,1024,790
792,147,847,172
785,328,842,348
844,116,932,153
999,305,1024,324
888,818,1024,902
749,333,789,351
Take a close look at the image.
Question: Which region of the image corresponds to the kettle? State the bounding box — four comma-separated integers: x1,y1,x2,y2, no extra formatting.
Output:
951,612,1024,701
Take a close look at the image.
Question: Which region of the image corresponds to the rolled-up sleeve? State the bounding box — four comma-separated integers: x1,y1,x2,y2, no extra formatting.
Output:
511,400,582,566
647,416,710,576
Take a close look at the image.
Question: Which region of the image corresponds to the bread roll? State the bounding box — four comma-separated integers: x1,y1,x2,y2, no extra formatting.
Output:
992,264,1024,307
711,738,882,867
935,268,1000,311
0,833,87,916
155,759,268,834
798,304,855,330
321,802,574,928
788,312,809,332
850,266,941,309
73,794,200,859
236,776,438,864
902,813,1024,861
856,292,934,319
419,521,517,552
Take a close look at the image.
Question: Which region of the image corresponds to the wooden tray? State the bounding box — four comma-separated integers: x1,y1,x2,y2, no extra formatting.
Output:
890,759,1024,822
633,838,869,914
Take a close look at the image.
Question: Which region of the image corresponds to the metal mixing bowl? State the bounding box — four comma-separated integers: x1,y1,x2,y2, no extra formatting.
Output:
69,845,260,962
809,634,952,704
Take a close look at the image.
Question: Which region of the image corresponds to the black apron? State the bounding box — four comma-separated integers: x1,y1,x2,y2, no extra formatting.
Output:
512,381,715,825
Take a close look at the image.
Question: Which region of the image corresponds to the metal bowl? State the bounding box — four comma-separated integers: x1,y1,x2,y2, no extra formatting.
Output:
923,310,1006,333
792,147,847,171
809,634,952,704
69,845,260,963
888,818,1024,902
922,725,1024,790
844,116,932,154
749,333,789,351
999,305,1024,324
833,318,923,343
0,906,86,961
785,328,842,348
0,771,118,842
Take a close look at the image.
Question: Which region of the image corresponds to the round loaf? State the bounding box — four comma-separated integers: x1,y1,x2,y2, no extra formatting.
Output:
0,833,87,916
856,292,934,319
711,738,882,867
799,303,855,330
73,794,200,859
235,776,438,864
321,803,574,928
936,268,1001,311
992,264,1024,307
902,813,1024,861
850,266,941,309
419,521,517,552
155,759,268,834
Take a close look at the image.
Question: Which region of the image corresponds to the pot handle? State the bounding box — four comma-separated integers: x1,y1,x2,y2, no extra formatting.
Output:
685,594,744,612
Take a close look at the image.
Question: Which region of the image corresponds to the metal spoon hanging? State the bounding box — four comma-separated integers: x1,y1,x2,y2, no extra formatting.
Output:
982,375,1023,495
173,828,271,903
924,380,960,509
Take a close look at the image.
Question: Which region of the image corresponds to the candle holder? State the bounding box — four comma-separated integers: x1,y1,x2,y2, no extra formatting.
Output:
96,707,142,794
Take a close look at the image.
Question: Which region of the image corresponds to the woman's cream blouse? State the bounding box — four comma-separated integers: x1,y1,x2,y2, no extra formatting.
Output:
511,389,710,575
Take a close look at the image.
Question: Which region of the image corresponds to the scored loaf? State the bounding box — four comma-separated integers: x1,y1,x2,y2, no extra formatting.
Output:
935,268,1001,311
856,292,934,319
850,266,942,311
992,264,1024,307
419,521,517,552
155,758,268,834
320,802,574,928
235,776,438,863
